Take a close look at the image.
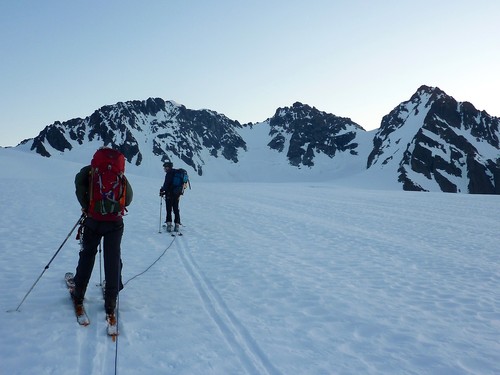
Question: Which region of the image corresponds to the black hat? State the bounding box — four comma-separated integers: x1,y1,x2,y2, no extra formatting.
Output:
163,162,173,168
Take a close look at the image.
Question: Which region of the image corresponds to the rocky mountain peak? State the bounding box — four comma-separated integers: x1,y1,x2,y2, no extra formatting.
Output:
267,102,365,167
367,85,500,193
25,97,246,176
15,87,500,194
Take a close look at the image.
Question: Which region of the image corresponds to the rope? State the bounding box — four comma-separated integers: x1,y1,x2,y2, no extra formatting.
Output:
112,231,177,374
113,256,121,375
107,239,123,375
123,235,176,287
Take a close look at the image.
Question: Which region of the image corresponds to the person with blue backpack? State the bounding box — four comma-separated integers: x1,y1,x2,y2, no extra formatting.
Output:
159,161,189,232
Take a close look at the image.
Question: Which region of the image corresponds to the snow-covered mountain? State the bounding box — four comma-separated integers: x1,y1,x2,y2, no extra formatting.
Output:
20,99,246,177
368,85,500,194
266,102,365,167
13,86,500,193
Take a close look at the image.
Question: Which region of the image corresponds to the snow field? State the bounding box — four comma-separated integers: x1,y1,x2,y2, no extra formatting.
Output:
0,149,499,374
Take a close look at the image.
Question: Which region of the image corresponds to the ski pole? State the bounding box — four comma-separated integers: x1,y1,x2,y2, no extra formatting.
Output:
158,195,163,233
98,240,103,287
8,213,86,312
113,254,121,372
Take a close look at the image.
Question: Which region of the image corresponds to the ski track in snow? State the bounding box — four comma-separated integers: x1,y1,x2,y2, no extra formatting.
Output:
175,235,282,375
182,184,500,374
73,285,116,375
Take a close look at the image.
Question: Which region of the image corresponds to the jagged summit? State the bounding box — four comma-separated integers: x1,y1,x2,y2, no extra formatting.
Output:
22,97,246,176
266,102,365,167
368,85,500,193
14,87,500,193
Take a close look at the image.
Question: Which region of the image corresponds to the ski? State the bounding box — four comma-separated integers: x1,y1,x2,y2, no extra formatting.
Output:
100,281,118,341
162,223,173,234
171,225,183,236
65,272,90,326
106,313,118,341
163,223,183,235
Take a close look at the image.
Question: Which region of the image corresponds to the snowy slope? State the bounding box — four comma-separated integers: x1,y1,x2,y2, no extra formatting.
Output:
1,148,499,375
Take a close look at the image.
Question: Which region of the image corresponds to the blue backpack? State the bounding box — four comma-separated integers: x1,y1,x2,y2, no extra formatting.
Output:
172,168,189,195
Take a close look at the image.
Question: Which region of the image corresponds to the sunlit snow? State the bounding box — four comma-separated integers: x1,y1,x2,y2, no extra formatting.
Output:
1,147,499,375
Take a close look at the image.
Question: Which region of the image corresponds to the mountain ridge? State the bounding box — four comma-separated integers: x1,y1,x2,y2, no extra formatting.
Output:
11,85,500,194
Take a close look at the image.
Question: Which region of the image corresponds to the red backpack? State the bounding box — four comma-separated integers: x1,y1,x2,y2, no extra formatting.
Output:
88,148,127,221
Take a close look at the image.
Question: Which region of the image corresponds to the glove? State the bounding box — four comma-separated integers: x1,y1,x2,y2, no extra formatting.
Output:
159,189,165,197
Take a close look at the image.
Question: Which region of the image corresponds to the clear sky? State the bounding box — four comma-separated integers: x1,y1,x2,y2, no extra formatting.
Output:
1,0,499,147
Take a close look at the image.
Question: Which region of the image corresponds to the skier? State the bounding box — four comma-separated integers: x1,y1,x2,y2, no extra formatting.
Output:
159,161,183,232
71,148,133,326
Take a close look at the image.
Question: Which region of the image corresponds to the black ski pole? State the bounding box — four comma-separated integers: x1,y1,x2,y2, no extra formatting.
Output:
113,255,121,374
98,240,103,287
8,213,86,312
159,195,163,233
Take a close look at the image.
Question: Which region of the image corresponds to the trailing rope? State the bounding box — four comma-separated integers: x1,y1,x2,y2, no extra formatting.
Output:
113,256,121,375
123,234,176,287
110,230,177,374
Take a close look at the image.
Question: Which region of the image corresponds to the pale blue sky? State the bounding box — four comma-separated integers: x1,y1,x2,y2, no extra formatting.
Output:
1,0,499,146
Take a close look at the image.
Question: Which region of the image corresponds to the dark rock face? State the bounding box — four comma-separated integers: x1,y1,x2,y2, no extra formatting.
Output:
25,98,246,176
368,85,500,194
18,88,500,194
267,102,365,167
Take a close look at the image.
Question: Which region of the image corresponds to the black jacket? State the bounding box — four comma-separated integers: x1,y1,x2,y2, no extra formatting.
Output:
161,168,176,197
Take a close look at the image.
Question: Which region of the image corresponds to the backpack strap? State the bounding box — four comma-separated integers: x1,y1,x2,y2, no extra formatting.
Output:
88,168,95,215
119,175,127,215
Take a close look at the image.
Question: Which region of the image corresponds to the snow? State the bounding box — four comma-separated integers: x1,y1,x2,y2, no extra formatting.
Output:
1,147,499,375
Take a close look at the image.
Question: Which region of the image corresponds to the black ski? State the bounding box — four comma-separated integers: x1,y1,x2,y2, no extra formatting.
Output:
65,272,90,326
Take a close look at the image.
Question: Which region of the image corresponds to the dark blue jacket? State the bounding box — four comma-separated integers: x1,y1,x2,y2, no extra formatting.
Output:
161,169,176,196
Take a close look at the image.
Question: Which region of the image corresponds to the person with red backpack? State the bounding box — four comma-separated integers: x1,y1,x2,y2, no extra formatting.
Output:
72,147,133,326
